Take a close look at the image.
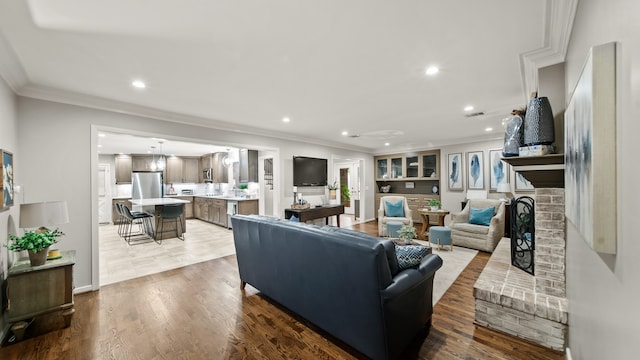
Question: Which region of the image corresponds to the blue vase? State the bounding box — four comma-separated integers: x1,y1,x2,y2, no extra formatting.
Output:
524,97,554,146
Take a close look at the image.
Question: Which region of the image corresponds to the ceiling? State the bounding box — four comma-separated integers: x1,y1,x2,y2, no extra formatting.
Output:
0,0,575,154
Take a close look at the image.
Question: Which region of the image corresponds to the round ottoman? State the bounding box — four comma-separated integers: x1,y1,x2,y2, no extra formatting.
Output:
429,226,452,251
386,221,404,238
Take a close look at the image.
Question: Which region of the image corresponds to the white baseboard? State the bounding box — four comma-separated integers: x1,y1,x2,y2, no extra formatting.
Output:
566,347,572,360
74,284,93,294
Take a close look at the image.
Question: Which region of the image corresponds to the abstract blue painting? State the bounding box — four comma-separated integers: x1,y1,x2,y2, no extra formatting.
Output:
1,149,13,209
489,149,509,190
448,152,463,191
466,151,484,189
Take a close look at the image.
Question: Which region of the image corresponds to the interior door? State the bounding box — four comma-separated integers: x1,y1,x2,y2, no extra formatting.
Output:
98,164,112,223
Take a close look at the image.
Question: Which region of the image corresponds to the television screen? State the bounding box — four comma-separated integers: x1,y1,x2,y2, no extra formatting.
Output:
293,156,328,186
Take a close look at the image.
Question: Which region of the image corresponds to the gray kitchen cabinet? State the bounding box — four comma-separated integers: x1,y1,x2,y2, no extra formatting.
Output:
132,155,154,172
174,196,193,218
194,197,208,221
183,157,200,183
166,156,184,184
239,149,258,184
212,153,229,183
115,154,132,184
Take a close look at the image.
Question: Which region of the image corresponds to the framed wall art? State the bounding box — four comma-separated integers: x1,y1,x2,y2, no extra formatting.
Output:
489,149,509,191
514,172,534,192
565,42,617,254
466,151,484,189
447,152,463,191
1,149,14,209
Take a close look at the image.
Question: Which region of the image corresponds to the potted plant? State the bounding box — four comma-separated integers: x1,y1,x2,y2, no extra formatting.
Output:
429,199,441,211
397,225,417,244
327,181,338,200
7,229,64,266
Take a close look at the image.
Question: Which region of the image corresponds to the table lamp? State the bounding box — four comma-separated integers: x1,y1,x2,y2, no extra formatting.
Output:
496,183,513,203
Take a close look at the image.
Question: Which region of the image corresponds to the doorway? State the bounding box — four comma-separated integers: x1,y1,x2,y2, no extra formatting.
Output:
98,164,111,224
333,159,362,221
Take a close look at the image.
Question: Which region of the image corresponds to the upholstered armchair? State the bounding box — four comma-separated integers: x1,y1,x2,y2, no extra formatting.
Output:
450,199,505,253
378,196,413,236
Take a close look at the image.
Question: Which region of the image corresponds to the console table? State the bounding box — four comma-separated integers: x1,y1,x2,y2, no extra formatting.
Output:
5,250,75,342
284,204,345,227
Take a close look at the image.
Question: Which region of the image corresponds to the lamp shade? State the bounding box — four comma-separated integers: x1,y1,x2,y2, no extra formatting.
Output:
19,201,69,229
496,183,511,193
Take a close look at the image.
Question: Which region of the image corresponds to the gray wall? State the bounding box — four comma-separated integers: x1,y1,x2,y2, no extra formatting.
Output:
565,0,640,358
16,97,375,290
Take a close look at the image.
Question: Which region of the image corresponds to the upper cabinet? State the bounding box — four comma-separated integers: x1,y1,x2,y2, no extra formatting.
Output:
239,149,258,184
201,152,229,183
183,157,200,183
115,154,132,184
374,150,440,181
165,156,184,184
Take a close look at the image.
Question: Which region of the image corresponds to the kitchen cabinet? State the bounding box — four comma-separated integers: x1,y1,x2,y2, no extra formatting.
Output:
183,157,200,183
375,155,404,180
132,155,155,172
374,150,440,181
239,149,258,183
199,153,228,183
209,199,227,227
194,197,208,221
238,199,258,215
165,156,184,184
6,251,75,341
174,196,194,218
112,198,133,224
115,154,132,184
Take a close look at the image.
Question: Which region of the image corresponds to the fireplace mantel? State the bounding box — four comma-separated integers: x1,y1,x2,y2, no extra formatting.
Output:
503,154,565,188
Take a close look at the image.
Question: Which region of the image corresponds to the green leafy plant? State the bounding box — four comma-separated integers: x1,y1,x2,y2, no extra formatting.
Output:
7,229,64,253
327,181,339,190
340,183,350,202
397,225,417,240
428,199,441,207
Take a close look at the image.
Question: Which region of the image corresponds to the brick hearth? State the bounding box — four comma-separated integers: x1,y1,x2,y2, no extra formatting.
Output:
473,189,568,351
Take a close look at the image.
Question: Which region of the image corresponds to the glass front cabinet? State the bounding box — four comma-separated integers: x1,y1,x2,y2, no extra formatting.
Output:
375,150,439,181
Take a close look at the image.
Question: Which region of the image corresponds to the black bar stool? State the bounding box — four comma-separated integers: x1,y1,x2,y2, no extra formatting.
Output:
121,204,153,245
156,204,185,244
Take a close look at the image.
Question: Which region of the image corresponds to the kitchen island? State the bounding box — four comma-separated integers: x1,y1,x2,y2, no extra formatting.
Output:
193,196,258,228
131,198,191,241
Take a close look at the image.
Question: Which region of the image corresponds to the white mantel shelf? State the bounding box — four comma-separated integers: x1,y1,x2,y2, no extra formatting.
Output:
503,154,565,188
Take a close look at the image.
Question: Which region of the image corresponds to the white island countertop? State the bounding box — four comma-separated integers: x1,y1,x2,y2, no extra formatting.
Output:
131,198,191,206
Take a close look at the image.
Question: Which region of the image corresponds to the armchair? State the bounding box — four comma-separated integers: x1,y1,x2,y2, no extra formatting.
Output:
450,199,505,252
378,196,413,236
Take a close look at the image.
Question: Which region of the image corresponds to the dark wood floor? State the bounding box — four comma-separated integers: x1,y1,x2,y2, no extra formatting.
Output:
0,221,565,359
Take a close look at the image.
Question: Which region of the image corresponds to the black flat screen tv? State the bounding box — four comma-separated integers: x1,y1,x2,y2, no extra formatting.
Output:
293,156,328,186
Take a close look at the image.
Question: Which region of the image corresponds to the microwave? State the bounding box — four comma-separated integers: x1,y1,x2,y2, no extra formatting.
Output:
203,168,213,182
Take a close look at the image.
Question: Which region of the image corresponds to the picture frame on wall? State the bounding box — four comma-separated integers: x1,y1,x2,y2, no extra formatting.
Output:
1,149,14,209
447,152,463,191
489,149,509,191
514,172,534,192
565,42,617,254
466,151,484,189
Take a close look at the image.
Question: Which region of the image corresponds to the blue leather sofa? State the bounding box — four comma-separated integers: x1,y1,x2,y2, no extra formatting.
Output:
231,214,443,360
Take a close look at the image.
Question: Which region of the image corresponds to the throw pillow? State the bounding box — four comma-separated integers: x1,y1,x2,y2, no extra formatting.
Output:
395,245,430,271
289,215,299,222
385,200,405,217
468,206,495,226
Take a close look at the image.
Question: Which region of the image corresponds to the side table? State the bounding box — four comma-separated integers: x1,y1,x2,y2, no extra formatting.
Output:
6,250,75,342
417,209,450,240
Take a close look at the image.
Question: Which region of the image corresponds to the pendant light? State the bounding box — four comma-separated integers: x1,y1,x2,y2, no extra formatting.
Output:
149,146,157,171
157,141,166,170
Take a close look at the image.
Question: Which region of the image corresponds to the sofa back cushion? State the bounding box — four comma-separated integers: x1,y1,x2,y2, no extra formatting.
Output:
469,206,495,226
385,200,405,217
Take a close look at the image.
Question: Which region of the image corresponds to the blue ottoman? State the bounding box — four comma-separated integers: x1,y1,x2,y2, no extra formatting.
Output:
386,221,404,238
429,226,452,251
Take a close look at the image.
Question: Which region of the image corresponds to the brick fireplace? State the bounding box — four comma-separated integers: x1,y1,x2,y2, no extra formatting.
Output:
473,188,567,351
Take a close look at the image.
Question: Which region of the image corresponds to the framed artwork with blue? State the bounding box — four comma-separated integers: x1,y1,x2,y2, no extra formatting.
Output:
447,152,463,191
466,151,484,189
489,149,509,191
1,149,14,209
514,172,534,192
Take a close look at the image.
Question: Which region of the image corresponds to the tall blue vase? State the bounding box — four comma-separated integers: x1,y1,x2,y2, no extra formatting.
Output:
524,96,554,146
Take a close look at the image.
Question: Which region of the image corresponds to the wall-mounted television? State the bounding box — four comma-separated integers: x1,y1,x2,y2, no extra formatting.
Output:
293,156,328,186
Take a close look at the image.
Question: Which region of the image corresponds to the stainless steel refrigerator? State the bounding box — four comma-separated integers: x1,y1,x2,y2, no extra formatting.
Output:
132,172,163,211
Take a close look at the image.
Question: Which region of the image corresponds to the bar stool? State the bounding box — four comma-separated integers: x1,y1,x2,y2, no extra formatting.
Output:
121,205,153,245
156,204,185,244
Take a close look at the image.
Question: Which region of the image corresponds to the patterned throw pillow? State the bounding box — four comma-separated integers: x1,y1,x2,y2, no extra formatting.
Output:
385,200,405,217
395,245,430,271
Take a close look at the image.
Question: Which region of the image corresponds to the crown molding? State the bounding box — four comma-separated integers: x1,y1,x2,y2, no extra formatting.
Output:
0,31,28,92
520,0,578,100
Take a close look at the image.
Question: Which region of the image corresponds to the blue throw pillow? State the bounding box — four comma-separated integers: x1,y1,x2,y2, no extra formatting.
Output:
289,215,299,222
468,206,495,226
395,245,430,271
385,200,405,217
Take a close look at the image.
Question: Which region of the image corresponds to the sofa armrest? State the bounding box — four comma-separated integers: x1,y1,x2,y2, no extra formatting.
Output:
380,254,443,299
378,207,385,218
450,206,470,224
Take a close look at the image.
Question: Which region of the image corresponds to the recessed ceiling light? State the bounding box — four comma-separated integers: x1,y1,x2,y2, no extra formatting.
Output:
464,105,474,112
485,127,493,132
384,142,390,146
98,133,106,137
425,66,439,76
282,117,291,123
132,80,146,89
341,131,348,136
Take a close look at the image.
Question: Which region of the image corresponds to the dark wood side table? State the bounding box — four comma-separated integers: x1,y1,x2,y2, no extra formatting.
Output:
5,250,75,342
284,204,345,227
